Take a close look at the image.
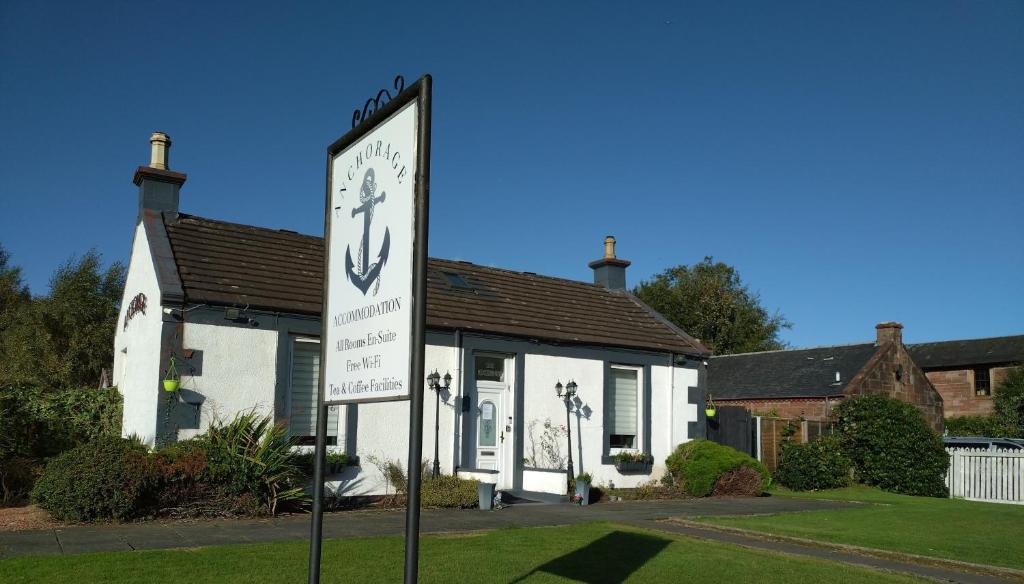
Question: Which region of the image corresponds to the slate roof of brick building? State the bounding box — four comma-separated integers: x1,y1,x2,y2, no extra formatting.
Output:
161,213,707,356
908,335,1024,369
707,343,879,400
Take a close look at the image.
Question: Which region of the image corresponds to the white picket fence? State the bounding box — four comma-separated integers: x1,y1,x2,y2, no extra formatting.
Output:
945,448,1024,505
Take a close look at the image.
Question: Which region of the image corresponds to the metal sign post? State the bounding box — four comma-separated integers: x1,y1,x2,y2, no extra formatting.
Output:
309,74,432,584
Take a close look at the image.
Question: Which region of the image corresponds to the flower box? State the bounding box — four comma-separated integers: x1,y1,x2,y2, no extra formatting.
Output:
614,460,653,474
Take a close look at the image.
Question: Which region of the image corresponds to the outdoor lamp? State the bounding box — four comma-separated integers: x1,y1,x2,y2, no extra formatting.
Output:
429,370,451,478
555,379,577,495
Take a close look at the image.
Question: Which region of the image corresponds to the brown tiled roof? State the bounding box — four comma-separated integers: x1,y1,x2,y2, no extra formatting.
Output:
162,214,707,356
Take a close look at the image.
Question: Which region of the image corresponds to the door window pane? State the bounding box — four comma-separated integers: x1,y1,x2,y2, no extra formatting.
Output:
479,400,497,447
475,356,505,382
607,368,638,449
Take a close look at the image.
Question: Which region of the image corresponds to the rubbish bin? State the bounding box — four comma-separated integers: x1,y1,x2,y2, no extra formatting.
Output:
478,482,496,511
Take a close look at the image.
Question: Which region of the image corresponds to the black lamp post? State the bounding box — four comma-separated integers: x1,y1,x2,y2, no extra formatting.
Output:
555,380,578,495
427,370,451,478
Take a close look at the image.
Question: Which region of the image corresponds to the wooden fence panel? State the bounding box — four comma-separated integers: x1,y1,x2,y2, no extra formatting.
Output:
946,448,1024,505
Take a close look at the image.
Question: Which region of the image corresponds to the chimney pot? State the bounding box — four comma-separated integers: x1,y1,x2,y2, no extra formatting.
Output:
604,236,616,259
134,132,186,217
588,235,631,290
149,132,171,170
875,321,904,346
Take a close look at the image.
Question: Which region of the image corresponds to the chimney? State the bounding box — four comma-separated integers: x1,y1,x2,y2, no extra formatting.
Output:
875,321,904,346
133,131,186,216
588,235,631,290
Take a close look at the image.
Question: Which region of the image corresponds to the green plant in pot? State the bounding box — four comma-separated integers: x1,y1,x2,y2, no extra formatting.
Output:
163,356,180,392
574,472,592,505
326,452,348,474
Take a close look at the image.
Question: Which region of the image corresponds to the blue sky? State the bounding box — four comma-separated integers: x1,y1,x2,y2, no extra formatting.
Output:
1,1,1021,347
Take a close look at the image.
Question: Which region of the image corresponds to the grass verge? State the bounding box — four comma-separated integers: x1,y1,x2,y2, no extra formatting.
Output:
697,485,1024,570
0,521,928,583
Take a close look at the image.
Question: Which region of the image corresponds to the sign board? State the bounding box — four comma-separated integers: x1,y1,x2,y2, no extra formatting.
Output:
323,97,422,404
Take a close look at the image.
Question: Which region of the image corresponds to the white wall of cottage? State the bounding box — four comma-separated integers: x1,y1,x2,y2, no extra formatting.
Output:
114,222,164,446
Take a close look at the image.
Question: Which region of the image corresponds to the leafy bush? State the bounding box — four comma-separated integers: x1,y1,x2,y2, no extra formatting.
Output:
201,412,308,514
0,386,122,461
834,395,948,497
421,476,479,508
31,435,156,521
945,415,1018,438
665,439,768,497
993,367,1024,437
1,456,42,506
774,436,851,491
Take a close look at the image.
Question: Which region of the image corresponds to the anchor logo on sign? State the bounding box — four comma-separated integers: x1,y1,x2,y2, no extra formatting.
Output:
345,168,391,295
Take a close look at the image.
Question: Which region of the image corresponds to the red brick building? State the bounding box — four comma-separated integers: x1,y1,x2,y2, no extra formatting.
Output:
707,322,944,432
908,335,1024,417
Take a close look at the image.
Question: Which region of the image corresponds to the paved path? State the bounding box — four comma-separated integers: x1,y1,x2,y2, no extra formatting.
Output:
1,497,1017,583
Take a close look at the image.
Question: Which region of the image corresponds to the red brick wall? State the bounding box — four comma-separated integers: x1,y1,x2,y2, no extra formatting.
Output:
926,369,994,417
844,343,944,432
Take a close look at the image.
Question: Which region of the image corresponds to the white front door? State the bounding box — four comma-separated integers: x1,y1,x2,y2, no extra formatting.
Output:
472,354,513,488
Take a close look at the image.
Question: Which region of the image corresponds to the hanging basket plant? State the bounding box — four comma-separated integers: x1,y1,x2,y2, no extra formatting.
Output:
705,393,717,418
163,355,180,392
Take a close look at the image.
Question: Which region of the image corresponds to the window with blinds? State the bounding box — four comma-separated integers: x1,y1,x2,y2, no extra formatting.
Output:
607,367,638,449
290,339,337,445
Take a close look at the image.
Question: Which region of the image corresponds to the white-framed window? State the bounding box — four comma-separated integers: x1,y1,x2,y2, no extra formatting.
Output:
289,338,338,445
607,365,641,451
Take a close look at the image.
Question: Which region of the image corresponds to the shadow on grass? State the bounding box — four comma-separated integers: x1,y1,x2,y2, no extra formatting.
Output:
508,530,672,583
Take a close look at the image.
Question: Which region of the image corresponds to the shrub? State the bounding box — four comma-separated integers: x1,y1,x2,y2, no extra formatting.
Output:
993,367,1024,437
665,439,768,497
1,456,42,506
945,415,1018,438
31,435,157,521
421,475,479,508
0,386,122,460
774,436,851,491
202,412,308,514
834,395,948,497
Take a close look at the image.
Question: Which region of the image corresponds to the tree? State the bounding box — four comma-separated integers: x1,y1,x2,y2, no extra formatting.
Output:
633,257,791,355
993,367,1024,437
0,244,32,387
0,249,125,390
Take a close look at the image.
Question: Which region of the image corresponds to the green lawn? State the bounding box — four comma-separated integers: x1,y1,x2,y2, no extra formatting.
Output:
699,485,1024,570
0,521,927,583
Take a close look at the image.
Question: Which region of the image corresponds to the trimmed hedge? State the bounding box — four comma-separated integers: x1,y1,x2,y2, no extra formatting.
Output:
834,395,948,497
774,436,851,491
666,439,768,497
945,415,1018,438
421,476,480,508
31,435,157,521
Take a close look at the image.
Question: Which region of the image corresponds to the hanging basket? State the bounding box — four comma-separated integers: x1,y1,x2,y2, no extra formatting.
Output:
705,393,717,418
163,356,180,392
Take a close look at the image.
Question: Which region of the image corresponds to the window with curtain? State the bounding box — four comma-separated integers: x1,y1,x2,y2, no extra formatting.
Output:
607,367,638,449
290,339,337,445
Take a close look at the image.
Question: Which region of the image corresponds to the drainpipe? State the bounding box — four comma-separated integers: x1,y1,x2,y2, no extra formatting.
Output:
668,352,675,451
452,329,464,471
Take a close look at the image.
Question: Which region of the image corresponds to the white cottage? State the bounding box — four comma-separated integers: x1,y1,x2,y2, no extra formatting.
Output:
115,134,710,498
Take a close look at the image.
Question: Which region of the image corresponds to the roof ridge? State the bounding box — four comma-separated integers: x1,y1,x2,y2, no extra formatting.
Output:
175,213,322,240
908,334,1024,346
711,341,876,358
429,257,609,290
177,213,614,291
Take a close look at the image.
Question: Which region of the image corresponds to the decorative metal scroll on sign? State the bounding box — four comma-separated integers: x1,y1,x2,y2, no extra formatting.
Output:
351,75,406,128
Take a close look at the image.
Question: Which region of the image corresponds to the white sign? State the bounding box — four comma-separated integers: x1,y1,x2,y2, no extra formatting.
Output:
323,100,419,403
